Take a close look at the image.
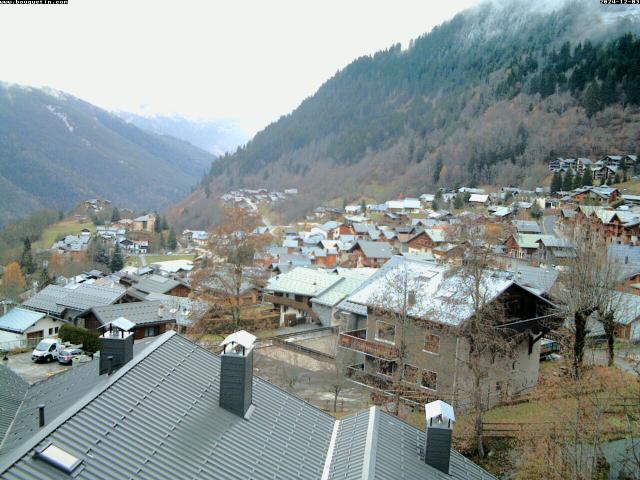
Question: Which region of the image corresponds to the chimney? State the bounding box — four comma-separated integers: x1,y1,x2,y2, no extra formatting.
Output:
219,330,257,418
38,405,45,428
157,303,166,318
98,317,134,376
423,400,455,475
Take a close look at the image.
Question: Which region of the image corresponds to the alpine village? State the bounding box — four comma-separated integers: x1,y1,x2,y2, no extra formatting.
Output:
1,2,640,480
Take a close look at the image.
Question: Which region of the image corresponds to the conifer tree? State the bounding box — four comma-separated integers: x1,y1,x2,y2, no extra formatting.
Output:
19,238,36,275
110,243,124,272
167,227,178,251
582,168,593,187
551,171,562,193
111,208,120,222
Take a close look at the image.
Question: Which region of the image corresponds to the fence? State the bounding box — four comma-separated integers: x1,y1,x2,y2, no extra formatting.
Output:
0,337,42,354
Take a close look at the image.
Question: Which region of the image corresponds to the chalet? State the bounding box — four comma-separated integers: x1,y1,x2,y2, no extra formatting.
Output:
126,274,191,298
131,213,156,232
77,301,176,339
22,284,127,323
183,229,209,245
310,268,376,327
0,330,495,479
310,221,344,240
265,267,343,326
576,157,592,174
337,257,557,409
348,240,393,267
406,228,447,253
0,308,62,350
386,198,422,214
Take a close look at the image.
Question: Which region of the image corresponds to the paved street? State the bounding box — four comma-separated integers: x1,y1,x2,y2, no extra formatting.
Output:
2,351,71,384
542,215,557,235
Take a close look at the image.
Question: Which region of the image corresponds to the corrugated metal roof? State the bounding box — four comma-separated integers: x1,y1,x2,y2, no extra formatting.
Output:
327,407,494,480
266,267,342,297
87,301,176,328
0,368,28,446
22,285,125,316
0,333,495,480
0,333,336,480
0,309,45,334
357,241,392,259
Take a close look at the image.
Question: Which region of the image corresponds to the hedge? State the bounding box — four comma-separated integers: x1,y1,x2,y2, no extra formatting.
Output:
59,323,100,353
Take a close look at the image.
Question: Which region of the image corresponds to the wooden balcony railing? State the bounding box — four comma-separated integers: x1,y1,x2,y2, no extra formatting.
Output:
263,293,319,321
339,329,399,359
345,364,393,390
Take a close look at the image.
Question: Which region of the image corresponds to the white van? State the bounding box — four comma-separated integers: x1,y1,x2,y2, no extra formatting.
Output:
31,338,63,363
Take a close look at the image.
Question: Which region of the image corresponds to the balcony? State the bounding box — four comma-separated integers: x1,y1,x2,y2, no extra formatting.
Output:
263,293,319,321
339,329,398,359
345,364,393,390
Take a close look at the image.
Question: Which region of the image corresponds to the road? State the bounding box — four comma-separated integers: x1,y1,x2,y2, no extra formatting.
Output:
542,215,557,235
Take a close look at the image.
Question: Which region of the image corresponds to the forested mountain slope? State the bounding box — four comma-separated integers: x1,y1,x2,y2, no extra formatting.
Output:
173,1,640,228
0,84,214,226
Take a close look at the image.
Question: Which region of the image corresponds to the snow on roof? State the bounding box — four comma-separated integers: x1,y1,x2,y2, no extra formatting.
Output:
346,258,514,326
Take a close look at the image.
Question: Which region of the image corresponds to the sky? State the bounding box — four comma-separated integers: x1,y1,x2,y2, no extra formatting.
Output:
0,0,480,137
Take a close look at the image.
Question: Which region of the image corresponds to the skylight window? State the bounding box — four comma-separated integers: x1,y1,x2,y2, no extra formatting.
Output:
35,443,82,474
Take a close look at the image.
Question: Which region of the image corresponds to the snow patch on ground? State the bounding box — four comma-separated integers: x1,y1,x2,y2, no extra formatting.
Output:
46,105,74,132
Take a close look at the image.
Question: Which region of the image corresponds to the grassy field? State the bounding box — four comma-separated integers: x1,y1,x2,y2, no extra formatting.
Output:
33,219,95,250
142,254,195,266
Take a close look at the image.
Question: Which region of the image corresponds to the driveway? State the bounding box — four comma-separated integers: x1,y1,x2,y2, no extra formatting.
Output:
1,351,71,384
2,337,158,384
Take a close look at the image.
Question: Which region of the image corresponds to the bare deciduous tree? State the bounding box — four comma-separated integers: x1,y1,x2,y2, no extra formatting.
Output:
555,227,625,376
445,218,519,458
191,206,269,330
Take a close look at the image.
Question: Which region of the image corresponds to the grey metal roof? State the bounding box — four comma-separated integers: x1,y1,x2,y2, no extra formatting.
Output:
0,360,104,456
0,332,495,480
0,309,45,334
22,286,69,315
85,301,176,328
56,284,126,311
0,368,27,445
513,220,542,234
22,284,125,316
356,241,392,259
0,333,336,480
130,275,183,295
327,407,494,480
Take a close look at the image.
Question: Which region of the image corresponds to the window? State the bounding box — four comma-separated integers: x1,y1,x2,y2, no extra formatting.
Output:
403,364,420,384
54,327,59,334
424,333,440,354
377,360,396,377
48,328,54,335
375,320,395,344
421,370,437,391
143,327,156,337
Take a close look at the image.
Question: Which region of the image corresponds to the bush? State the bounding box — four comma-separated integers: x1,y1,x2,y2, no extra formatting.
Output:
59,323,100,353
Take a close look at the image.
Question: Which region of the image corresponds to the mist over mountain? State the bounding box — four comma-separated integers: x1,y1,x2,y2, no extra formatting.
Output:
117,113,248,156
173,0,640,228
0,83,214,226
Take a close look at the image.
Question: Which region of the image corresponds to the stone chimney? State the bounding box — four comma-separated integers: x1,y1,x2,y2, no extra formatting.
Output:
99,317,134,376
424,400,455,475
157,303,166,318
219,330,256,418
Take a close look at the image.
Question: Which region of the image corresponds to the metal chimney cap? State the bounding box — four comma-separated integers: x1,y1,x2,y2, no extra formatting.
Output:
424,400,455,423
220,330,257,350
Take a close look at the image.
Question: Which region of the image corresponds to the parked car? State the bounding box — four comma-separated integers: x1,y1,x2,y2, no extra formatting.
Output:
31,338,63,363
57,347,84,365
